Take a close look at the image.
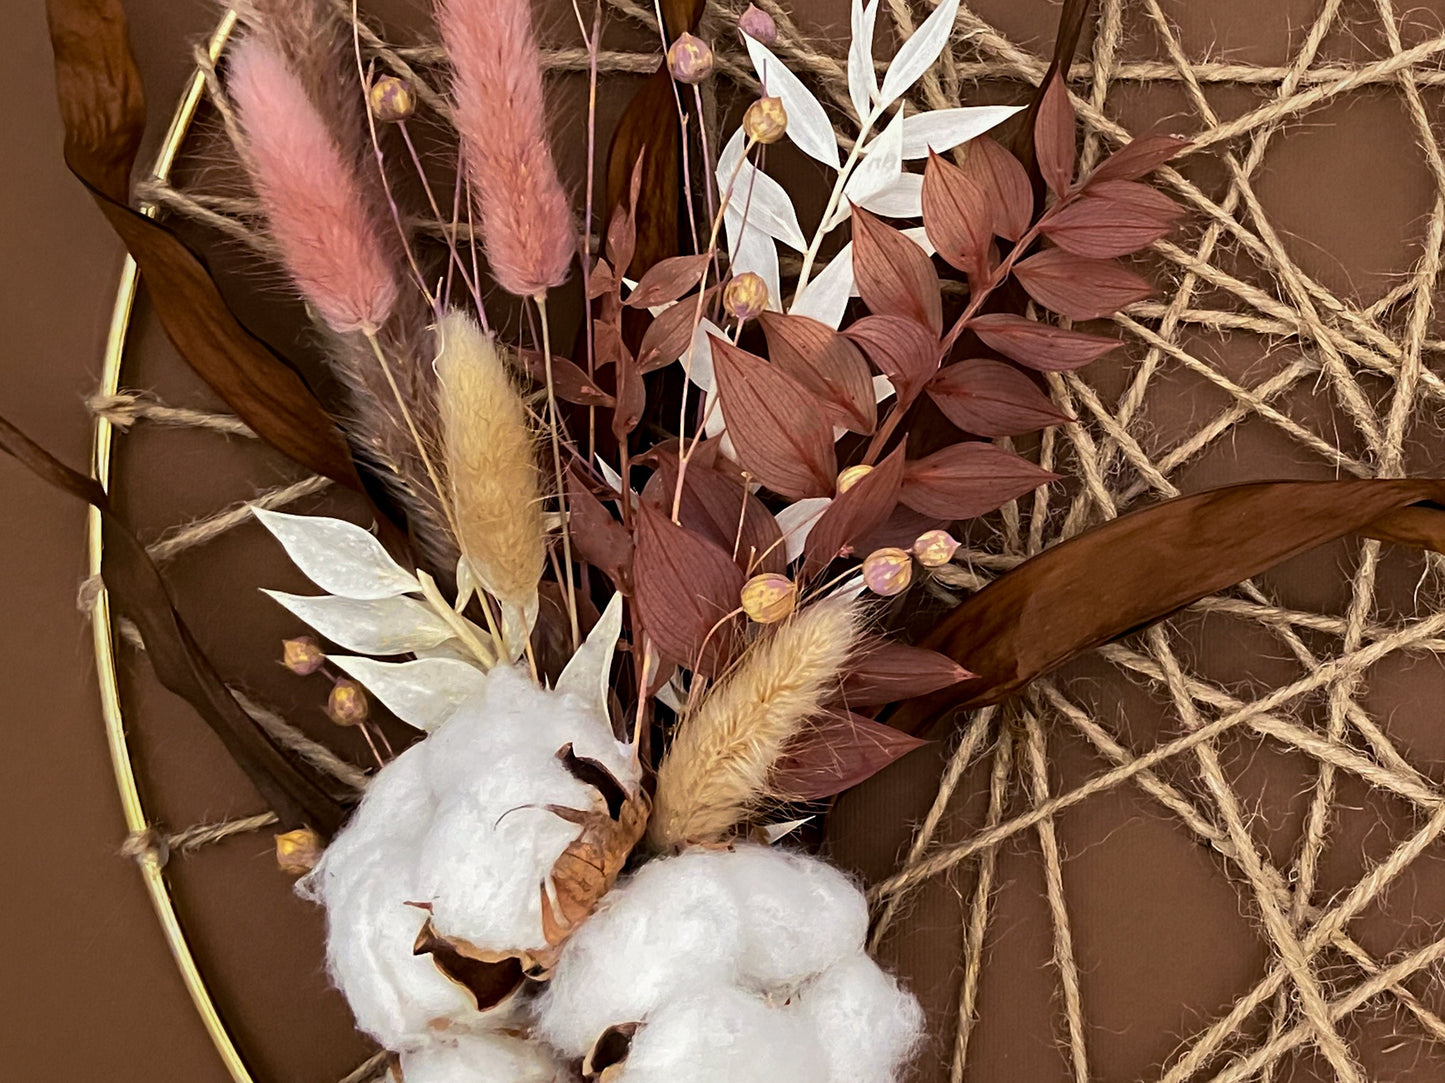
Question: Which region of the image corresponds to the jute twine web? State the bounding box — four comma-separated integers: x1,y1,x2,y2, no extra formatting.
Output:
102,1,1445,1080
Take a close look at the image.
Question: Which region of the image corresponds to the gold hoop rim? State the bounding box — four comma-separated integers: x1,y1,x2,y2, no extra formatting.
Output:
87,10,256,1083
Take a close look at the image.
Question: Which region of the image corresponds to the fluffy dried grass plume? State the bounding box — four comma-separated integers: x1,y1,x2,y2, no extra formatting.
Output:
649,598,863,850
435,311,546,613
227,35,397,333
436,0,576,298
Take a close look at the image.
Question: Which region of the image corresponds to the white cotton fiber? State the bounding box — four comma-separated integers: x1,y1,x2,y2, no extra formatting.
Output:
398,1032,562,1083
535,848,748,1056
618,987,830,1083
796,953,925,1083
305,663,637,1049
715,844,868,987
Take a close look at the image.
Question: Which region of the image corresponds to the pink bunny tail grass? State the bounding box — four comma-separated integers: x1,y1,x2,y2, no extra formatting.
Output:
437,0,576,299
228,35,398,334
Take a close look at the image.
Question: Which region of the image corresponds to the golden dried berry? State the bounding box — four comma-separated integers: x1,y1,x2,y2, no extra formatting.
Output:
837,464,873,494
368,75,415,123
723,272,769,321
740,573,798,623
666,32,715,84
913,528,961,567
862,547,913,596
282,635,326,676
275,827,323,875
327,678,369,726
743,96,788,144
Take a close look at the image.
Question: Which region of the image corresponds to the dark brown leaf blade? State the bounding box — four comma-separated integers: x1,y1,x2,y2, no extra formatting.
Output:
851,206,943,335
47,0,363,492
1033,72,1076,196
967,313,1120,371
900,479,1445,726
633,502,744,675
838,641,973,706
1012,248,1153,321
757,311,877,435
922,150,992,277
900,443,1059,520
1042,179,1183,258
710,336,838,499
624,253,711,308
0,413,348,834
846,315,941,405
803,445,906,576
638,286,719,372
927,359,1071,436
772,711,929,801
960,136,1033,242
1087,134,1191,184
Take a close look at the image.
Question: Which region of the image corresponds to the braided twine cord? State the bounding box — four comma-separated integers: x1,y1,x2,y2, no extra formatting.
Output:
105,0,1445,1080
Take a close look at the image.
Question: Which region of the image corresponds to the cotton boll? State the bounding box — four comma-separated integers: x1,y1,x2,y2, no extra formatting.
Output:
716,844,868,988
796,953,924,1083
619,987,829,1083
535,849,748,1056
399,1033,563,1083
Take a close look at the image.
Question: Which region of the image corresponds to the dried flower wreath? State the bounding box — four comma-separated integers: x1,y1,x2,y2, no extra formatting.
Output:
17,0,1445,1079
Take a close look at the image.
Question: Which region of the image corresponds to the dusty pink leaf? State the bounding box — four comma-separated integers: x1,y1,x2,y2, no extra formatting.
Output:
637,286,720,373
641,450,786,575
757,311,877,435
850,205,943,335
1042,180,1183,258
625,253,711,308
846,314,940,405
772,711,929,800
566,469,632,585
927,358,1069,436
1012,248,1153,321
967,312,1119,371
710,335,838,499
922,149,991,277
803,445,906,576
961,136,1033,241
633,502,743,675
837,641,973,706
1034,72,1076,196
520,350,616,407
900,442,1058,520
1086,134,1190,184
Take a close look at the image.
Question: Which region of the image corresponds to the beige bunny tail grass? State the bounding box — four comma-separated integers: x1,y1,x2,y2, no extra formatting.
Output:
435,310,546,609
649,598,864,850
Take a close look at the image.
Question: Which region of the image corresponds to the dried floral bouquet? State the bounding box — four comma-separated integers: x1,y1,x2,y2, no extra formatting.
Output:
21,0,1445,1080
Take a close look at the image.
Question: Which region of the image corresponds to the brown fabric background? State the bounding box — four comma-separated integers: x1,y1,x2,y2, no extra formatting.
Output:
5,0,1445,1081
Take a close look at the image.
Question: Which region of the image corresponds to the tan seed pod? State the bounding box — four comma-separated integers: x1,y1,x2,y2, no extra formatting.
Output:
913,528,961,567
368,74,416,122
837,464,873,493
723,272,769,321
863,547,913,596
666,32,715,84
743,96,788,144
327,678,369,726
741,573,798,624
275,827,324,875
282,635,326,675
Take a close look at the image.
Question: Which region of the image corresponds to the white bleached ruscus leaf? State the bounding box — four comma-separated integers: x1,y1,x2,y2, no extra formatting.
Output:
327,655,490,732
262,591,458,656
900,104,1022,158
774,497,833,562
791,242,854,328
743,32,840,169
555,592,625,717
847,0,880,123
878,0,962,108
858,172,924,219
719,129,807,252
252,507,419,600
829,107,907,230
